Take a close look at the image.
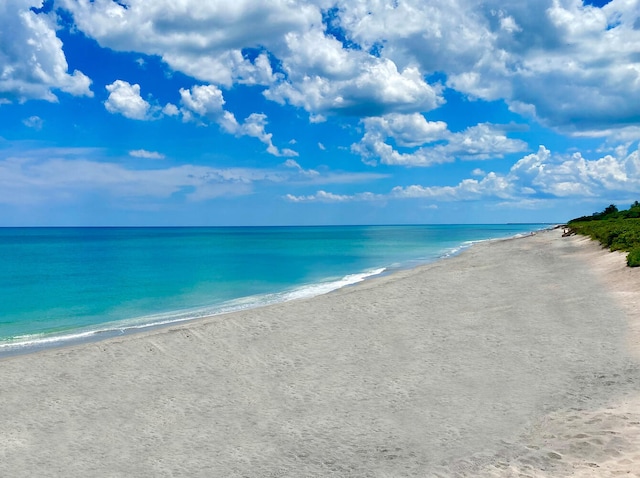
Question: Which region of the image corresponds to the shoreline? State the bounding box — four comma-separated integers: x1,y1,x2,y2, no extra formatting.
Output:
0,266,390,359
1,228,638,476
0,227,547,359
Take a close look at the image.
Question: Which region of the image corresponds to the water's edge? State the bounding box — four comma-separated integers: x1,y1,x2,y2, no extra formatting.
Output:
0,225,552,358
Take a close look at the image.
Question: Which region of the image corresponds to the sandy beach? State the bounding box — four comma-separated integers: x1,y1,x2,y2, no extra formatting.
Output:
1,229,639,477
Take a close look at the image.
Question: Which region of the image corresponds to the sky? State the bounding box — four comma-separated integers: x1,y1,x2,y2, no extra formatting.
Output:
1,0,639,226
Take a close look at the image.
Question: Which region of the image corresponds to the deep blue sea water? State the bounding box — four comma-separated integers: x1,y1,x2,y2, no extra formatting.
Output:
0,224,548,353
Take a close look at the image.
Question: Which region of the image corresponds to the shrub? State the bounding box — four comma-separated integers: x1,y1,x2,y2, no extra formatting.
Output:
628,248,640,267
568,203,640,267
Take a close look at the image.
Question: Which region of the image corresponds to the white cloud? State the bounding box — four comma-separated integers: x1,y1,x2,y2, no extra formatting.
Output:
390,173,514,201
129,149,165,160
285,190,381,203
288,145,640,203
0,147,383,206
361,113,448,147
162,103,180,117
238,113,287,157
309,114,326,123
101,81,300,157
266,57,443,116
228,111,298,158
508,145,640,198
105,80,153,120
178,84,225,123
445,123,529,159
574,125,640,143
58,0,444,119
318,142,326,150
179,85,298,157
353,120,528,167
282,28,355,79
266,27,444,115
497,11,522,34
11,0,639,139
57,0,319,86
336,0,497,87
0,0,92,103
283,159,301,169
282,158,319,177
23,116,43,130
0,156,266,205
334,0,640,133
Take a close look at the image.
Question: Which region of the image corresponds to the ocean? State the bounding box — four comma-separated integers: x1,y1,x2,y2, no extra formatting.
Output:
0,224,547,354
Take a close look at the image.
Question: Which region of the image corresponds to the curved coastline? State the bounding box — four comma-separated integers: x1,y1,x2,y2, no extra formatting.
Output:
1,228,639,476
0,225,548,357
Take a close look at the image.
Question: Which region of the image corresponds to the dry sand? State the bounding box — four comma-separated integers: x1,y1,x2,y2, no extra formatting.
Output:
1,229,639,477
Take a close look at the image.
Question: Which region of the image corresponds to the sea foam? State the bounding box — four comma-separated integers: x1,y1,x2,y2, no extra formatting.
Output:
0,224,548,356
0,268,387,355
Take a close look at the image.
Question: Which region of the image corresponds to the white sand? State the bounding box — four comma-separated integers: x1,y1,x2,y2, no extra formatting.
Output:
1,229,639,477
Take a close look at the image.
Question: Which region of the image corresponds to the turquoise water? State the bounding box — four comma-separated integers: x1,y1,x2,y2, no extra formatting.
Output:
0,224,547,352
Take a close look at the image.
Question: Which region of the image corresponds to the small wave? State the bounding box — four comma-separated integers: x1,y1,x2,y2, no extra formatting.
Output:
281,268,386,300
0,329,101,350
0,267,387,356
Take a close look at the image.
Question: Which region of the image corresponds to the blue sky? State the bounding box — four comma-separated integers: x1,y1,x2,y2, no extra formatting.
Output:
1,0,639,225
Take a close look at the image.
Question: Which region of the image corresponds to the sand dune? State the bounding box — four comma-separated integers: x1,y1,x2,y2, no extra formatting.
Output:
1,230,639,477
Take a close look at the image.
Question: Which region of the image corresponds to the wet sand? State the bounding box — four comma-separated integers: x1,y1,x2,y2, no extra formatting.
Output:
1,229,639,477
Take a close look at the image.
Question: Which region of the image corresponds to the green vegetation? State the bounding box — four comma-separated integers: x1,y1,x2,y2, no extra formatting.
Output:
567,201,640,267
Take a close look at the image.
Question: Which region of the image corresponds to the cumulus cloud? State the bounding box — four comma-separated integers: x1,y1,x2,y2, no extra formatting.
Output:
507,145,640,198
162,103,180,117
100,81,297,157
56,0,317,86
336,0,500,90
444,123,529,159
179,84,298,157
361,113,448,148
390,173,514,201
334,0,640,133
11,0,638,135
352,119,528,167
264,27,444,115
178,84,227,124
266,56,443,116
100,81,298,157
389,145,640,201
57,0,444,119
0,0,92,103
105,80,154,120
288,145,640,203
